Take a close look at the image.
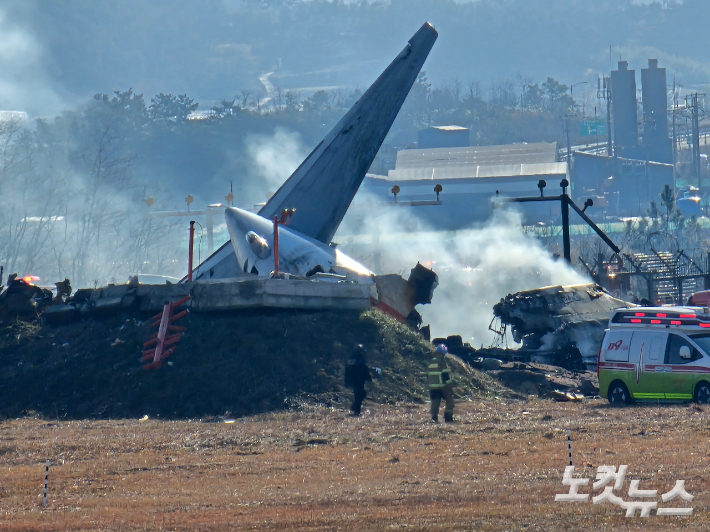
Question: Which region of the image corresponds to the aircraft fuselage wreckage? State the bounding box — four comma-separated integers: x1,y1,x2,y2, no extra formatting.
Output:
185,22,440,322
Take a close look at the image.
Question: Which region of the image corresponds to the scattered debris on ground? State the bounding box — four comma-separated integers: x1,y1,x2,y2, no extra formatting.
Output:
431,334,599,397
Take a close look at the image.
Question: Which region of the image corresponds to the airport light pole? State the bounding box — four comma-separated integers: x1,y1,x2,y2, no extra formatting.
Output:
570,81,588,101
149,204,223,254
500,179,621,264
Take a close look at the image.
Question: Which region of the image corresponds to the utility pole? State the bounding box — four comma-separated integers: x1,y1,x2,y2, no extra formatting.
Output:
561,180,571,263
689,93,702,188
672,79,677,191
598,75,613,156
565,117,572,173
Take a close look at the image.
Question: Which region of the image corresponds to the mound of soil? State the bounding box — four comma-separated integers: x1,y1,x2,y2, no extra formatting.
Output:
0,309,503,419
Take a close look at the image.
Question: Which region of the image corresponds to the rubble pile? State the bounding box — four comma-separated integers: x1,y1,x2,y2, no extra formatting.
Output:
430,335,599,397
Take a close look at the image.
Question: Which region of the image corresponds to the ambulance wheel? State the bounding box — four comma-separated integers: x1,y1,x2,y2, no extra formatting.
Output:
608,381,631,407
694,382,710,404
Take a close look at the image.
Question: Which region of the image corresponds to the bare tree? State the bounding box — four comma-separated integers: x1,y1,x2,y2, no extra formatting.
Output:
240,90,252,109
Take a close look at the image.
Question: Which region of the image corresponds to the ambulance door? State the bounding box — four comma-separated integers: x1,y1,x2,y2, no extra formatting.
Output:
630,332,668,400
600,330,634,396
629,330,666,399
663,333,702,400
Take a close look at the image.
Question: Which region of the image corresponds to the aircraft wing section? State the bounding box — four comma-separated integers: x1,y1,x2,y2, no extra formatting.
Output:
259,22,437,243
188,22,437,282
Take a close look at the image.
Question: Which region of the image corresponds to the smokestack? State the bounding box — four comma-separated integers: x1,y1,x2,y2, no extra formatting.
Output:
641,59,671,163
611,61,638,157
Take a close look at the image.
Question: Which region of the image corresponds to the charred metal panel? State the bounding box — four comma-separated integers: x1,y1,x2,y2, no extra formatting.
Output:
407,262,438,305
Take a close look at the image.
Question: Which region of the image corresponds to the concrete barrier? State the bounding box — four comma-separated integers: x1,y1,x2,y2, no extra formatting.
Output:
86,277,374,313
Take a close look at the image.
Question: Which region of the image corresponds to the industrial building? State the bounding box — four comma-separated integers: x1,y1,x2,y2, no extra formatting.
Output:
572,59,675,216
572,152,673,217
352,59,678,232
417,125,470,149
610,60,639,160
606,59,672,164
641,59,672,164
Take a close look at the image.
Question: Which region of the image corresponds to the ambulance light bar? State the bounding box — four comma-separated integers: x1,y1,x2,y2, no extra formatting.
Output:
612,308,710,328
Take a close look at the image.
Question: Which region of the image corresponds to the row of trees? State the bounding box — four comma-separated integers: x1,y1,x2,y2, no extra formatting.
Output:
204,72,578,148
0,90,186,288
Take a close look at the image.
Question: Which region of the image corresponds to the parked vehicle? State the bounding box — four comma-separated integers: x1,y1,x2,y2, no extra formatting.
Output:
598,306,710,405
687,290,710,307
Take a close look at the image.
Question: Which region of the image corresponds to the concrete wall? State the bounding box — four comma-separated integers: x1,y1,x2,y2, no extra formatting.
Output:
87,278,375,313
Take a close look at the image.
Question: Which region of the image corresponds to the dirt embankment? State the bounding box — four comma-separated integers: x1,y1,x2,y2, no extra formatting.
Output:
0,309,504,419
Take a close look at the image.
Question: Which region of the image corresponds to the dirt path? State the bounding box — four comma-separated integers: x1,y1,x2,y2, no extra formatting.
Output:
1,399,709,531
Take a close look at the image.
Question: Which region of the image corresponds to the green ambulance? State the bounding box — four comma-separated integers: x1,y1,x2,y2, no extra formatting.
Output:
599,306,710,406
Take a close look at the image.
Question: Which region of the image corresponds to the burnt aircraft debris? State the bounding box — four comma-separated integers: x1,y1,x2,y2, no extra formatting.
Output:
0,275,53,319
372,263,438,324
492,283,634,371
429,335,598,395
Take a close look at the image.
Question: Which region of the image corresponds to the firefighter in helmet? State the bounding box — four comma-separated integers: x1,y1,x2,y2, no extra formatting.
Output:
428,344,454,422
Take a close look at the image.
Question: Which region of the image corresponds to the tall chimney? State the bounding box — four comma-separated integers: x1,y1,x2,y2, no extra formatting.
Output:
641,59,671,163
611,61,638,155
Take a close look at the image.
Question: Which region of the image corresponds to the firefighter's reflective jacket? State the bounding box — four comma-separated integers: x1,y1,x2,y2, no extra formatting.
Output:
427,355,452,390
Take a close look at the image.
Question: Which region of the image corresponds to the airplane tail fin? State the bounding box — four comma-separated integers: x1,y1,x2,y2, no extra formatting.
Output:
259,22,438,244
187,23,437,282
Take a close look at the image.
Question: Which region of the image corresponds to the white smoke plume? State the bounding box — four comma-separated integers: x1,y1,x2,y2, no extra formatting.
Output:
243,128,308,205
336,196,589,347
241,131,589,348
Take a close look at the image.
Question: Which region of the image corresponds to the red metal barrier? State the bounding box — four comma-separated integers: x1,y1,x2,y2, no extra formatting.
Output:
273,215,279,277
272,209,295,278
142,295,191,370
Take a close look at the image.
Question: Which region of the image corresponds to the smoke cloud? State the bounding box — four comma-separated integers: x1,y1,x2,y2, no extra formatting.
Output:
243,128,308,205
336,195,589,347
241,132,589,347
0,7,64,116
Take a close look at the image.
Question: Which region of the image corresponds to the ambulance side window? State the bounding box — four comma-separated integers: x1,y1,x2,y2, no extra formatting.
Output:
665,335,701,365
648,333,666,362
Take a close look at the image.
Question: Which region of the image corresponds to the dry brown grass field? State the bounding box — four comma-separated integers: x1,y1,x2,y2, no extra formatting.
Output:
1,398,709,531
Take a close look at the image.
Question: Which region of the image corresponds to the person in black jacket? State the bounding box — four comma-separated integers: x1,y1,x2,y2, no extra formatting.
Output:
344,344,372,416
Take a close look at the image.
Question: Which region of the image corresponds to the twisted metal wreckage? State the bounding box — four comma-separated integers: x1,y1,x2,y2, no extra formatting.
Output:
491,283,634,371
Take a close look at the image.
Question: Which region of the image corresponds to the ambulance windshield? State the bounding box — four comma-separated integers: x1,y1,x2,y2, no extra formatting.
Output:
688,333,710,356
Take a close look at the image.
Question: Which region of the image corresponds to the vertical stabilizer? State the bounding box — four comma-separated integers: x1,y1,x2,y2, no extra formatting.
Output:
189,22,437,281
259,22,438,243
